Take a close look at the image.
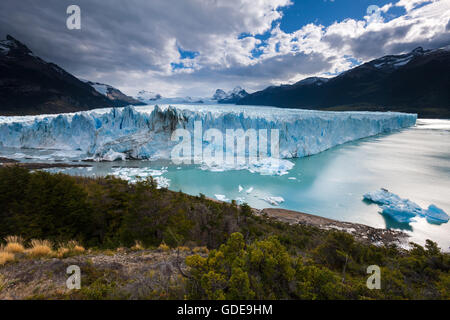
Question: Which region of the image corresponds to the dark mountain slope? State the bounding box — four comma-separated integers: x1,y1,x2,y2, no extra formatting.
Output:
0,35,141,116
238,47,450,118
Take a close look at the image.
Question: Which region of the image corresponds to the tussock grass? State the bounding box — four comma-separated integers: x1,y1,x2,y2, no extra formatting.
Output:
56,240,85,258
176,246,191,252
0,251,15,265
131,240,144,251
67,240,85,254
56,247,70,258
27,239,53,257
4,235,25,254
158,241,170,252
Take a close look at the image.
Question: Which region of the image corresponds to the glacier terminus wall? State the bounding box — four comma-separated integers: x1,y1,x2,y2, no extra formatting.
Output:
0,104,417,164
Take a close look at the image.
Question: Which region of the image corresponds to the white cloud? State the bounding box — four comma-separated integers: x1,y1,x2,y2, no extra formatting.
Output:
0,0,448,97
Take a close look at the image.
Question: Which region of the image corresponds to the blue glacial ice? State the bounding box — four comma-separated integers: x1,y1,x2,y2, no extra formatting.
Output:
363,189,449,224
0,104,417,175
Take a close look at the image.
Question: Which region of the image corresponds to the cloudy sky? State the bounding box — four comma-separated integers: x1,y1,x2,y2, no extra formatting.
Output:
1,0,449,97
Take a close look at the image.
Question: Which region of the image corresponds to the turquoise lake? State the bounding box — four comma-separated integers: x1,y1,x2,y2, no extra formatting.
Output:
2,119,449,250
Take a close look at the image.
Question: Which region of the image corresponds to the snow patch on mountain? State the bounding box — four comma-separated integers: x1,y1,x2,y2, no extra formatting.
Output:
136,90,162,103
213,86,249,103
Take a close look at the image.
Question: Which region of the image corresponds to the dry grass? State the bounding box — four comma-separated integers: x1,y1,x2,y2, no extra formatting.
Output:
27,239,53,257
193,246,209,254
0,251,15,265
4,236,25,254
176,246,191,252
158,241,170,252
67,240,85,254
56,240,85,258
131,240,144,251
56,247,70,258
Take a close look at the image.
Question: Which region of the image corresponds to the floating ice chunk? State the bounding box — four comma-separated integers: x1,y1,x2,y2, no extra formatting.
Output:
215,194,229,202
100,149,127,162
262,196,284,206
363,189,448,224
288,177,296,180
238,185,243,193
200,157,295,176
425,205,449,224
154,176,170,189
246,187,254,194
110,166,168,185
380,204,418,223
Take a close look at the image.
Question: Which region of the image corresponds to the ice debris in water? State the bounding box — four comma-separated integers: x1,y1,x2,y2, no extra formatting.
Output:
363,188,449,224
262,196,285,206
214,194,229,202
110,167,170,189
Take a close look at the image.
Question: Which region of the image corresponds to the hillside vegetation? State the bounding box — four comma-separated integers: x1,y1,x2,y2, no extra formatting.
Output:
0,166,448,299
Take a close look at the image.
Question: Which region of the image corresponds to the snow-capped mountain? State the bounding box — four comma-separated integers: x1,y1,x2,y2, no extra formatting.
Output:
135,90,162,103
212,86,249,103
212,89,227,101
135,91,215,105
239,46,450,118
82,80,143,106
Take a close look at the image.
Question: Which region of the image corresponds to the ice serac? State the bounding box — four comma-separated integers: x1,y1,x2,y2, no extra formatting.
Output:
0,104,417,165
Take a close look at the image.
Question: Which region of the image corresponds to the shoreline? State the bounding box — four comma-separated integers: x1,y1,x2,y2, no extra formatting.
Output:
206,196,409,249
258,208,409,248
0,158,411,249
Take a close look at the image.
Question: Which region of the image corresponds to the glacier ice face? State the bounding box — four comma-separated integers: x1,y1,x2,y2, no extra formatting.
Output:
0,104,416,174
363,189,449,224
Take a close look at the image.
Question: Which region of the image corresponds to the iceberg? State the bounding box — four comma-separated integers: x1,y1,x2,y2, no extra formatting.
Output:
214,194,229,202
262,196,285,206
0,104,416,175
425,205,450,224
363,189,449,224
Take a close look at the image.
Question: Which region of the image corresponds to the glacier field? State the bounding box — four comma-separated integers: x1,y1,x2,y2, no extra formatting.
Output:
0,104,417,175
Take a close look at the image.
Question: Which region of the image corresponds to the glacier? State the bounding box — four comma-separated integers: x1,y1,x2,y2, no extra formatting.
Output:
0,104,416,175
363,189,449,224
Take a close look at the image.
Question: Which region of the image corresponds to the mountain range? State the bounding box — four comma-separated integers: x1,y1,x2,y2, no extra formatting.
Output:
1,35,449,118
212,86,249,103
0,35,142,116
238,46,450,118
